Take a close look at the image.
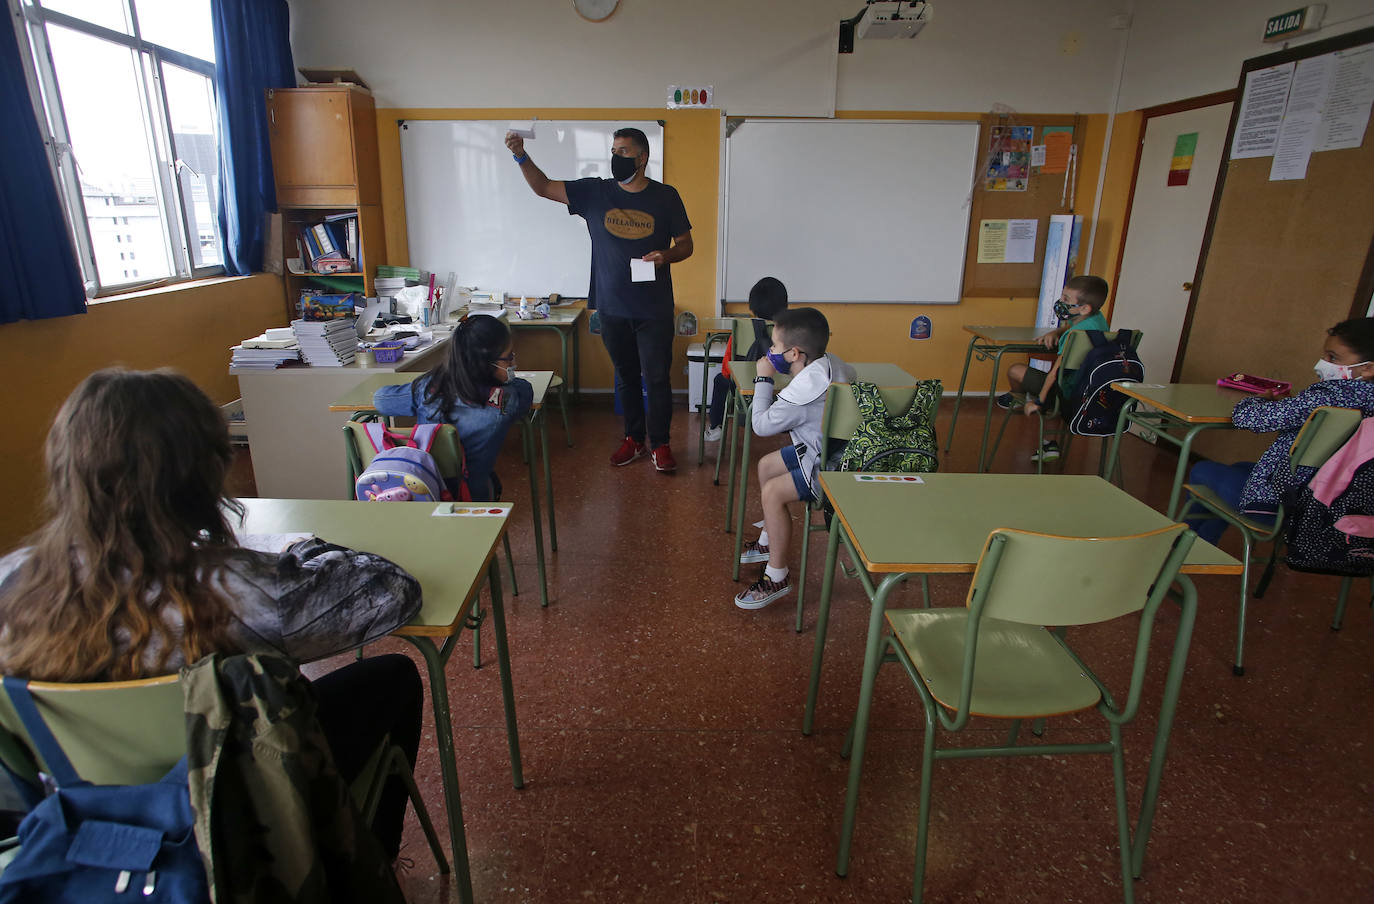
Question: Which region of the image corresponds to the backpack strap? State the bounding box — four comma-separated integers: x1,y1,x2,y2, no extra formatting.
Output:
1085,330,1110,348
2,676,84,788
410,424,441,453
1114,329,1136,349
362,422,388,454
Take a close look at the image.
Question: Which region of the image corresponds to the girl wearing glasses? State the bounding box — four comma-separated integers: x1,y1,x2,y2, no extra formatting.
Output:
373,314,532,501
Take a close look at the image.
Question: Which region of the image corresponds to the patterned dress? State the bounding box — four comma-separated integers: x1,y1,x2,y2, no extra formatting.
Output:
1233,379,1374,512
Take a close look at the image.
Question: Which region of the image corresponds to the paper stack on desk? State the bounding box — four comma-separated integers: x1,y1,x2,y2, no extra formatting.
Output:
291,319,358,366
231,330,301,369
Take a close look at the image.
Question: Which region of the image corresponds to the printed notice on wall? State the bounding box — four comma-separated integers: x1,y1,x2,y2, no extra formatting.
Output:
1232,61,1296,159
1314,44,1374,151
977,218,1037,263
1270,54,1333,180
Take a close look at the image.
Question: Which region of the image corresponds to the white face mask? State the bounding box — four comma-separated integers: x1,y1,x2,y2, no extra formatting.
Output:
1314,358,1372,381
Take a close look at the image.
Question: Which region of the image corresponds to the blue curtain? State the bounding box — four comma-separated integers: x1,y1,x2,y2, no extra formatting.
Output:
211,0,295,277
0,22,86,323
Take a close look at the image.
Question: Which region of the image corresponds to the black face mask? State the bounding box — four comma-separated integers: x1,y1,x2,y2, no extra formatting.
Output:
611,153,639,183
1053,300,1076,320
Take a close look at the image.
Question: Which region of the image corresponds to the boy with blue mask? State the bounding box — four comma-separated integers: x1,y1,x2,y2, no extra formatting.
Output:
734,307,856,610
997,274,1111,462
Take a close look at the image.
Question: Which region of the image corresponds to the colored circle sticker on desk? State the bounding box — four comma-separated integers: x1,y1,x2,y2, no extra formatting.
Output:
855,474,924,484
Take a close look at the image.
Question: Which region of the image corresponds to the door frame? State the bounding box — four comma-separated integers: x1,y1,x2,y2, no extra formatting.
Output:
1108,89,1236,332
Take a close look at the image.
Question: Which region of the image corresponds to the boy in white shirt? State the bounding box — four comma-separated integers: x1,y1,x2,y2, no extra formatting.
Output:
735,308,856,610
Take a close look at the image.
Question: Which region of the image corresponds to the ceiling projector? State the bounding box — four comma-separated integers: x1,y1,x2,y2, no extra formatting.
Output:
855,1,932,40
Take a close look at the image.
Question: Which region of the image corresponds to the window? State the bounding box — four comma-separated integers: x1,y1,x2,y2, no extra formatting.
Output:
10,0,223,297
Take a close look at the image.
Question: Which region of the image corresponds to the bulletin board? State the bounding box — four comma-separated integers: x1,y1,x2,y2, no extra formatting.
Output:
1173,28,1374,462
961,114,1082,298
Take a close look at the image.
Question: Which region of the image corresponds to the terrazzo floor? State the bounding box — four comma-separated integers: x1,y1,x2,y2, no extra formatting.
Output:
242,395,1374,903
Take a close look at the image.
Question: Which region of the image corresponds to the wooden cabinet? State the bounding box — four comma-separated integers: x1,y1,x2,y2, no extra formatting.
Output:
267,85,386,319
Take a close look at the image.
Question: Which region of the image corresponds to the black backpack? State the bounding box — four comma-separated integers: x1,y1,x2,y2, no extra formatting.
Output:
1283,457,1374,576
1066,330,1144,437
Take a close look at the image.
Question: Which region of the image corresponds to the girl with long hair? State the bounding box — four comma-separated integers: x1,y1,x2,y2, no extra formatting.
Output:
373,314,532,500
0,367,423,856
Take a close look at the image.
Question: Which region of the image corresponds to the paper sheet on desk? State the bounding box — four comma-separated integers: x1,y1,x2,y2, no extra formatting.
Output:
630,258,656,282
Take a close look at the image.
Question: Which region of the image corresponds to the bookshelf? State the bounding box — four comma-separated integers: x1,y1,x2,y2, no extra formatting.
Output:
267,84,386,321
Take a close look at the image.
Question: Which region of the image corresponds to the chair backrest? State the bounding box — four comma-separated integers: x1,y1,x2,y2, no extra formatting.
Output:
1057,327,1144,373
1289,406,1363,470
821,382,928,441
342,419,464,497
731,316,770,360
0,673,184,788
967,523,1193,627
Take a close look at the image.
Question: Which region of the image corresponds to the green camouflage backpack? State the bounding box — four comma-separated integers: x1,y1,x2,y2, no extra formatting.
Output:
837,379,942,473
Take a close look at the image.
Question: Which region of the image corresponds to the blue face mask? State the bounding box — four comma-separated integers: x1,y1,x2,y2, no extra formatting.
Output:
765,350,792,374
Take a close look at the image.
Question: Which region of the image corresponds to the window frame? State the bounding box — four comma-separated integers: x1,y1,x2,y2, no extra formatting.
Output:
9,0,224,299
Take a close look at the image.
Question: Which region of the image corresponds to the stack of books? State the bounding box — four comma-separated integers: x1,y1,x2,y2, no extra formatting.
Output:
230,329,301,369
298,213,359,274
292,319,358,367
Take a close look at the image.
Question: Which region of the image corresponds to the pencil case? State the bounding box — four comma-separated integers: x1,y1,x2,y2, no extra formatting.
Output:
1217,373,1291,397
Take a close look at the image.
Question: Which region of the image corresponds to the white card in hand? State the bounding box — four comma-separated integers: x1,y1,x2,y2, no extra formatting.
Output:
630,258,656,282
508,120,536,139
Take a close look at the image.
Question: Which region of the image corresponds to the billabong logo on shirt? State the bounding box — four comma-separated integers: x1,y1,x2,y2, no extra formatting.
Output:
605,208,654,240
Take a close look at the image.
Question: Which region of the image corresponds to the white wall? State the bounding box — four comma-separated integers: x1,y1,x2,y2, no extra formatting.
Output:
1118,0,1374,112
287,1,1374,115
286,0,1125,114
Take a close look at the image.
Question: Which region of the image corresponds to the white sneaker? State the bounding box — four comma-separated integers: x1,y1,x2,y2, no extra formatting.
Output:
704,425,723,443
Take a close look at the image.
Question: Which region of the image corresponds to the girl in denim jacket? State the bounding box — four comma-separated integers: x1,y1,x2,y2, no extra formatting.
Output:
373,314,532,501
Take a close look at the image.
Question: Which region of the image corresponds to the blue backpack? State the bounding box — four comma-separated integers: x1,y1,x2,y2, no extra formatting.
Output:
1066,330,1145,437
0,677,208,903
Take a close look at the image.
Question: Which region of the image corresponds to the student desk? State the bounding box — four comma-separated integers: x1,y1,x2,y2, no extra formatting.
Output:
799,472,1241,879
329,370,559,608
504,304,585,400
240,498,523,904
1103,382,1247,519
725,362,917,581
947,325,1055,472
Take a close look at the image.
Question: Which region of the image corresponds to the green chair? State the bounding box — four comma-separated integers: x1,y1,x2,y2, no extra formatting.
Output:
842,523,1197,904
696,317,734,466
719,316,774,492
0,670,449,873
343,418,518,669
793,381,937,632
1177,405,1362,675
548,373,573,448
987,328,1143,475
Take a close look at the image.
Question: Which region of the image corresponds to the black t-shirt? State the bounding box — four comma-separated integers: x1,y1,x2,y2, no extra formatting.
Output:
565,177,691,320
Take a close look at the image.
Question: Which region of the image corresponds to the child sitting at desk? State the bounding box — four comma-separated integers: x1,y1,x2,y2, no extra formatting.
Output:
998,274,1111,463
1184,317,1374,544
0,368,424,858
373,313,533,501
735,308,855,610
704,276,789,442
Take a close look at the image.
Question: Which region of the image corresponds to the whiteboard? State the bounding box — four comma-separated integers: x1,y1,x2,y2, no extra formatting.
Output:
400,120,664,297
722,120,980,304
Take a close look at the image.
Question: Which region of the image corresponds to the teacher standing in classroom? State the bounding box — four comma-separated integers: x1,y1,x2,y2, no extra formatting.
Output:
505,127,693,473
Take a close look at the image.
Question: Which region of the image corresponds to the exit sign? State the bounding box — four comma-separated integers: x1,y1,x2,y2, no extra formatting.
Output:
1263,4,1325,42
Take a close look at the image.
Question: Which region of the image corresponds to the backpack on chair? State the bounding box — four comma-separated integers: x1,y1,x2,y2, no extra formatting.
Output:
1066,330,1145,437
353,423,465,503
837,380,942,474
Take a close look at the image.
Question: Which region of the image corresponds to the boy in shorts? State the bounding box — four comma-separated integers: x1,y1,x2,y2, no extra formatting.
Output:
734,308,856,610
997,275,1110,462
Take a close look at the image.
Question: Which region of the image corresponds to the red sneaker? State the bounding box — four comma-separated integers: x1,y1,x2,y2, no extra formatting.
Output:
610,437,646,467
651,444,677,473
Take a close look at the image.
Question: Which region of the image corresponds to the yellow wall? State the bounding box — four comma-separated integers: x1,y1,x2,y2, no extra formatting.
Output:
374,109,1122,394
0,273,285,549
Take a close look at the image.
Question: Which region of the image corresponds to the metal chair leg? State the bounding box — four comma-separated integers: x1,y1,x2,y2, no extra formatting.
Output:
1333,575,1353,630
